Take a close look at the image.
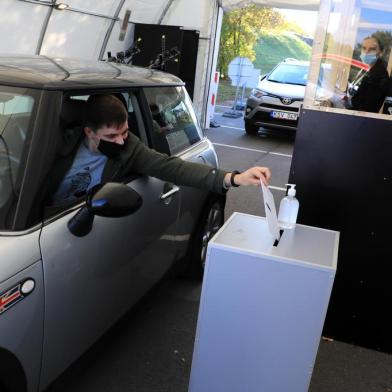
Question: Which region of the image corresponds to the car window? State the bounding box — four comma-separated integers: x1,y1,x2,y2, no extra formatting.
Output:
268,64,309,86
143,86,203,155
0,87,35,230
43,91,142,218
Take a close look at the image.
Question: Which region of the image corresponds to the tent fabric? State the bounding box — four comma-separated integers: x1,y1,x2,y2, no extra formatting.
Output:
0,0,320,126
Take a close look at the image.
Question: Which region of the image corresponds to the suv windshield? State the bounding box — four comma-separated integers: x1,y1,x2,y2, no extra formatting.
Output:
0,86,35,230
268,63,309,86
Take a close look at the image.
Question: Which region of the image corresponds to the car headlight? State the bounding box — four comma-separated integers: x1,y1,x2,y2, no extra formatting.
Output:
251,88,269,99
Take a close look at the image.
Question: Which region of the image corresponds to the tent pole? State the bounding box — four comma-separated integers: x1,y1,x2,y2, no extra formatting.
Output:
201,0,222,128
35,0,55,55
99,0,126,60
157,0,176,25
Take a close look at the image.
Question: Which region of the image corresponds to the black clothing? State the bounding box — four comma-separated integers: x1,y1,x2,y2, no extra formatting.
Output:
351,58,389,113
382,75,392,115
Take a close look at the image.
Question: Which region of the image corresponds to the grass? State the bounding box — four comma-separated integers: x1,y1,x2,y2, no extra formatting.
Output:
217,32,312,104
254,32,312,75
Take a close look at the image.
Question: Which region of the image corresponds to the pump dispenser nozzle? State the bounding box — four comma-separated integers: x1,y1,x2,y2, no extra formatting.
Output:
286,184,296,197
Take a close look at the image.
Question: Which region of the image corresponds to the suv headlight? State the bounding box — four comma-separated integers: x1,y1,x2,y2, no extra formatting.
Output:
251,88,269,99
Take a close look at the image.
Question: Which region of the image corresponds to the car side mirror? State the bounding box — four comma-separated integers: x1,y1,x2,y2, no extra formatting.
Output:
67,182,143,237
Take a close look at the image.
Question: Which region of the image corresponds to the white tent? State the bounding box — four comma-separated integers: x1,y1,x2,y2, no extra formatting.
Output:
0,0,320,126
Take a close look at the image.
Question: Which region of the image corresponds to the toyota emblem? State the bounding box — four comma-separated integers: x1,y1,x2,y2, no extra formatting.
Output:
282,97,292,105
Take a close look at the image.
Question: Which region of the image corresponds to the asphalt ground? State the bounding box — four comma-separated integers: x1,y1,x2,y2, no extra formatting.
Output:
45,107,392,392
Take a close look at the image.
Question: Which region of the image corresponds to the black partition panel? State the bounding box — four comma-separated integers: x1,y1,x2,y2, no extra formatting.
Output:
178,30,199,99
289,109,392,352
133,24,183,75
132,24,199,99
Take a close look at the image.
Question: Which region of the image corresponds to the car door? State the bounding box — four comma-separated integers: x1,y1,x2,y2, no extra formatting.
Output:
143,86,218,259
0,86,45,392
38,90,180,390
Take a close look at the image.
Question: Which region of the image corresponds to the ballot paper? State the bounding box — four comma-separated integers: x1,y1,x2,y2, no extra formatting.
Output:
260,180,281,241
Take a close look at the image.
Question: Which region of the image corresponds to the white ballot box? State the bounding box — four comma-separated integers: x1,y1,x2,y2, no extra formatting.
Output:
189,212,339,392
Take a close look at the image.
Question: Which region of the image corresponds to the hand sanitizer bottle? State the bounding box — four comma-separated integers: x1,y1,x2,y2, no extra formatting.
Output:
278,184,299,229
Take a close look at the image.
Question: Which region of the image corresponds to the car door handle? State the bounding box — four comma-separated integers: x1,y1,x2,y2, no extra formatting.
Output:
160,185,180,200
198,155,207,164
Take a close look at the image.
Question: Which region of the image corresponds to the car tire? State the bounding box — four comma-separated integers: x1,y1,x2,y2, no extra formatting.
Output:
244,119,259,135
185,195,225,280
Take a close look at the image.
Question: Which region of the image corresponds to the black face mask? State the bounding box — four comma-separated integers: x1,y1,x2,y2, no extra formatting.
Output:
98,138,128,159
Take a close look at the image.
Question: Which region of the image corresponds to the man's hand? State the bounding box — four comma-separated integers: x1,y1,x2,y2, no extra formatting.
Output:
224,167,271,188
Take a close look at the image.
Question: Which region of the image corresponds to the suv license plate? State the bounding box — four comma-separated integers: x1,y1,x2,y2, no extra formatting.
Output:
270,111,298,120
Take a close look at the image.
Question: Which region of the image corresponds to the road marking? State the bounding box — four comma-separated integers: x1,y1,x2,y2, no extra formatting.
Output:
212,142,293,158
222,125,247,131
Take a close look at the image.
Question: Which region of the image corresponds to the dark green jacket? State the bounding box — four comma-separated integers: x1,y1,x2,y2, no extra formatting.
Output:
46,129,228,204
105,132,228,193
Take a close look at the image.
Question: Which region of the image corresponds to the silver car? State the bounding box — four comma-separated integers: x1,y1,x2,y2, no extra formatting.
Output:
0,55,225,392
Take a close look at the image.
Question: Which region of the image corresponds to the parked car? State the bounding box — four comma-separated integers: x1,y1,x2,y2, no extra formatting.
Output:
0,55,225,392
244,59,309,134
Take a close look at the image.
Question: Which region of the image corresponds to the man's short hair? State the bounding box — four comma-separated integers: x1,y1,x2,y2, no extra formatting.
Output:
86,94,128,131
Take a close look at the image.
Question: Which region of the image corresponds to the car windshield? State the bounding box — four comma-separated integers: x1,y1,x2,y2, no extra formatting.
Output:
267,63,309,86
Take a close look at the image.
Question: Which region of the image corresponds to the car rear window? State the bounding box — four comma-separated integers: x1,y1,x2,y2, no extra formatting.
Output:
268,64,309,86
0,86,35,230
143,86,203,155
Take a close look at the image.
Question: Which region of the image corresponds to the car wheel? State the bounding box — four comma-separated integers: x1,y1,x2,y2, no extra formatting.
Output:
185,196,225,279
244,119,259,135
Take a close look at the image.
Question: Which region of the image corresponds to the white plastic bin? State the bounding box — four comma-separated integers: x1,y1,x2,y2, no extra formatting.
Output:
189,212,339,392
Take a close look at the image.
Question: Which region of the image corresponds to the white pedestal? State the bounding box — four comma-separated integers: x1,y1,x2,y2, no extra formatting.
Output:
189,212,339,392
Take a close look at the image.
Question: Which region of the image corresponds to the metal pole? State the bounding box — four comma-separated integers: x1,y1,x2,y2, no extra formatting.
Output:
157,0,176,25
233,57,242,111
35,0,55,55
99,0,126,60
201,0,221,127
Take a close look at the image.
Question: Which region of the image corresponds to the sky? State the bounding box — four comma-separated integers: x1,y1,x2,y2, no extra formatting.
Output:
277,8,319,37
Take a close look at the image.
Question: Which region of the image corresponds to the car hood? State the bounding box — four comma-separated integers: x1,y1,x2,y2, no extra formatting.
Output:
259,79,306,99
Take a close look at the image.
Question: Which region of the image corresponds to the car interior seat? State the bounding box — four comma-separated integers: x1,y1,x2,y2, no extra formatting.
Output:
33,98,89,220
60,98,86,128
25,97,88,226
112,92,140,138
58,98,87,157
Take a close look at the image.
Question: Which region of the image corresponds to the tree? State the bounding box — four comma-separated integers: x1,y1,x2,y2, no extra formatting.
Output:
218,5,285,78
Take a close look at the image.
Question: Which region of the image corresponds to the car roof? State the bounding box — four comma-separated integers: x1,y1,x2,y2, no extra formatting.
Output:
0,55,184,90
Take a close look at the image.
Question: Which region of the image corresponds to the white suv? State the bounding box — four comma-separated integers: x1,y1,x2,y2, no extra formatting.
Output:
244,59,309,134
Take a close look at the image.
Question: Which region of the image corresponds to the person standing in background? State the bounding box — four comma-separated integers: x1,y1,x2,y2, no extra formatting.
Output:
344,36,389,113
